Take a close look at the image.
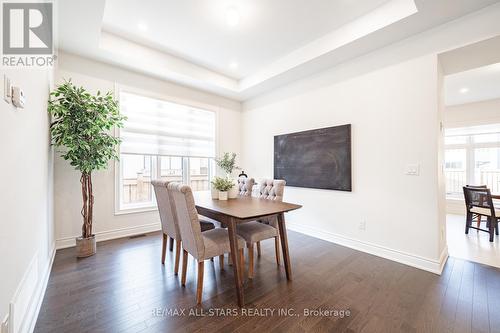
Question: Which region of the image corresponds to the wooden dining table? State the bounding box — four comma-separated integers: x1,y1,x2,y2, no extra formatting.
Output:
193,191,302,307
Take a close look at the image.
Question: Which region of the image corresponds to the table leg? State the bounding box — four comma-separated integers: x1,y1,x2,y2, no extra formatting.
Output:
277,213,292,280
227,217,244,307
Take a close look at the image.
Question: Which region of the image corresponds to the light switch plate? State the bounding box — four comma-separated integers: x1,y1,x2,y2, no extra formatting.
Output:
3,75,11,104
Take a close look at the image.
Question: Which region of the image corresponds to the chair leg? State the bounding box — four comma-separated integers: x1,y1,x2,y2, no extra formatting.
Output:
247,243,254,279
477,215,481,229
196,261,204,304
239,248,245,281
274,236,281,266
161,234,167,264
219,255,224,271
495,220,499,236
181,249,188,286
488,217,495,242
169,237,174,252
174,240,181,275
465,212,472,234
228,253,232,265
256,242,261,257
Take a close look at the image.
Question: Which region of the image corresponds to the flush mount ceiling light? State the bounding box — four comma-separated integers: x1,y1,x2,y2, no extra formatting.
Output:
459,87,469,94
229,62,239,70
137,22,148,31
225,7,240,27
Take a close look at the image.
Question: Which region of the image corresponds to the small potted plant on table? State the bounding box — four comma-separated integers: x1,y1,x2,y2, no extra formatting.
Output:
211,177,234,200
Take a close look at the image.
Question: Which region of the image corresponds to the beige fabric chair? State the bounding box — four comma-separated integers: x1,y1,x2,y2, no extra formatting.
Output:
153,180,215,275
237,177,255,196
236,179,286,278
152,180,182,274
168,183,245,304
257,179,286,227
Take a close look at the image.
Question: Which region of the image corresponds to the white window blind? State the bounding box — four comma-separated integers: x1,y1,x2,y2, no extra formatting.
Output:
119,92,216,158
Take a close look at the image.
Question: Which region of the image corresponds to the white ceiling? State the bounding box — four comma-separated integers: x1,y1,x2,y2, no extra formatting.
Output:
445,63,500,106
57,0,500,101
102,0,390,79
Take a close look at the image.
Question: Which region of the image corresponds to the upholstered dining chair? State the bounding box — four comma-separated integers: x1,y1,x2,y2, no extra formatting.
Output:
236,179,286,279
237,177,255,196
168,183,246,304
152,180,214,275
463,186,499,242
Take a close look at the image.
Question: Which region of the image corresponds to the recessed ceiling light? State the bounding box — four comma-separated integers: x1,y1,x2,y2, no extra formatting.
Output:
225,7,240,27
229,62,239,70
459,87,469,94
137,22,148,31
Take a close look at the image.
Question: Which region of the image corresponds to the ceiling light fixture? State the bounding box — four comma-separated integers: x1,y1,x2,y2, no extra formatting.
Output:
229,62,239,70
225,7,240,27
459,87,469,94
137,22,148,31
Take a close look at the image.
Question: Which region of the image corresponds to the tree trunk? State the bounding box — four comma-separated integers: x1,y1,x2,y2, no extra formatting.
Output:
80,172,94,238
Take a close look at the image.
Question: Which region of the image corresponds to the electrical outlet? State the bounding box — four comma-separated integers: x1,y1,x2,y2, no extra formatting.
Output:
405,164,420,176
3,75,11,104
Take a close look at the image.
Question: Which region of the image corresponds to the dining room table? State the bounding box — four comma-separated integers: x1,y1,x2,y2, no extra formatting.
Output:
193,191,302,307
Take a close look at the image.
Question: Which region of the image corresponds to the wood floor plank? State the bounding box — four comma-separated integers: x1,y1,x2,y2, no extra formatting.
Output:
34,231,500,333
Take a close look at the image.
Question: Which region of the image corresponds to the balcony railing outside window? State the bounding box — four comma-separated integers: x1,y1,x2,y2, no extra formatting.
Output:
445,124,500,198
120,154,213,207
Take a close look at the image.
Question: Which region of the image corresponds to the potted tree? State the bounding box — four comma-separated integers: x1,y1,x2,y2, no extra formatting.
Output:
215,152,240,198
48,81,125,257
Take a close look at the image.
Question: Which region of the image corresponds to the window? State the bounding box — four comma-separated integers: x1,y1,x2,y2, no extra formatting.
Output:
444,124,500,198
117,91,216,212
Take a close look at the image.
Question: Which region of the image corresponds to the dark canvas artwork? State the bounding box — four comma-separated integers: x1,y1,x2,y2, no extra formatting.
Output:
274,124,352,191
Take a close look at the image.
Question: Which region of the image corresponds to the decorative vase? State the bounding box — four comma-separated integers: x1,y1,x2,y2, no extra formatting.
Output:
76,235,96,258
228,184,238,199
211,187,219,199
219,191,228,200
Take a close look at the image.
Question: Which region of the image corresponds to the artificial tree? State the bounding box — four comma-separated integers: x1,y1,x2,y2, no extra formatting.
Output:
48,81,125,256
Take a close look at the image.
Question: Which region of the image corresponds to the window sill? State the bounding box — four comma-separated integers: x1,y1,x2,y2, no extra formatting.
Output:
115,206,158,216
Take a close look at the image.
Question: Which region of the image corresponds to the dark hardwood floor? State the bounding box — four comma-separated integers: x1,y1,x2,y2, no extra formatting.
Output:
35,230,500,333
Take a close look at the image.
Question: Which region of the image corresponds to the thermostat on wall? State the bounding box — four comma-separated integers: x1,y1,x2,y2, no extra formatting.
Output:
12,86,25,108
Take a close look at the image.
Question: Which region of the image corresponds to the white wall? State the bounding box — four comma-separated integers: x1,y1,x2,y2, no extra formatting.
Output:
242,55,446,273
0,67,54,332
240,4,500,274
444,98,500,128
53,52,242,248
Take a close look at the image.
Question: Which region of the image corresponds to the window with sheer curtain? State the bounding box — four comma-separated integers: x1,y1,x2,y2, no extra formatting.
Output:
116,91,216,212
445,124,500,199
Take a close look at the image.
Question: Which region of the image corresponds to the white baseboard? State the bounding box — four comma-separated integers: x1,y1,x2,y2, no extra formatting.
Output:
25,246,56,333
55,222,161,249
287,222,449,275
8,244,56,333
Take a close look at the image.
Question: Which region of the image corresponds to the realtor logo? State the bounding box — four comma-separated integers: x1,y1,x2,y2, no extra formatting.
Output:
2,2,55,67
3,2,53,54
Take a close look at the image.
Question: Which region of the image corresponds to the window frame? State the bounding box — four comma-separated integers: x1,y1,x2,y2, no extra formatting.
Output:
114,85,220,215
445,126,500,200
